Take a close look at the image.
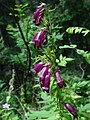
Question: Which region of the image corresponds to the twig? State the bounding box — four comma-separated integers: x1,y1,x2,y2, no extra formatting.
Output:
79,63,86,79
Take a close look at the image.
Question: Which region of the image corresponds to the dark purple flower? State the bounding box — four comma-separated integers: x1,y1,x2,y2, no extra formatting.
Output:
39,64,50,86
32,27,47,49
33,3,46,26
55,68,66,88
58,80,66,88
31,62,43,75
42,72,50,93
39,76,45,88
62,102,78,118
33,8,43,26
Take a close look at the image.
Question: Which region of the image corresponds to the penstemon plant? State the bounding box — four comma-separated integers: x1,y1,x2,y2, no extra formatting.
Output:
31,2,78,120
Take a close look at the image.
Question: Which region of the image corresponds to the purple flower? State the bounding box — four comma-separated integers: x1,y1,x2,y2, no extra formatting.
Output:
33,3,46,26
55,68,66,88
58,80,66,88
39,76,45,88
3,103,10,109
39,64,50,87
32,27,47,49
42,72,50,93
62,102,78,118
31,62,43,75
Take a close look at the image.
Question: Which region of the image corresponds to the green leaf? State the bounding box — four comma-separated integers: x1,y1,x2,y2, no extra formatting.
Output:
66,27,75,34
66,58,74,61
59,44,77,49
84,104,90,112
76,49,90,64
70,92,81,99
56,59,59,63
11,115,19,120
6,96,11,103
58,60,67,67
56,33,64,40
66,27,90,36
76,81,90,88
33,84,40,88
82,30,90,36
79,104,90,113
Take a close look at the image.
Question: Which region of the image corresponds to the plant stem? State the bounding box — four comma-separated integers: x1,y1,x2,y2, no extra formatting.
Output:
16,21,31,73
15,95,27,119
16,21,31,100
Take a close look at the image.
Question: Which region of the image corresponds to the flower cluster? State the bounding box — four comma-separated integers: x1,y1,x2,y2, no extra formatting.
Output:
32,62,50,92
32,62,77,118
33,3,46,26
32,27,47,49
32,61,66,92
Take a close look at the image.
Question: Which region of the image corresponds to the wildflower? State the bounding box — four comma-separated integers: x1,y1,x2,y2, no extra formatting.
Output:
42,72,50,93
31,62,43,75
39,76,45,88
31,107,36,110
3,103,10,109
33,3,46,26
55,68,66,88
32,27,47,49
39,64,50,87
40,64,50,79
62,102,78,118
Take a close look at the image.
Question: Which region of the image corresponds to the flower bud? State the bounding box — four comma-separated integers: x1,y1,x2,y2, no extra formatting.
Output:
32,28,47,49
39,64,50,87
33,3,46,26
55,68,66,88
42,72,50,93
40,64,50,79
31,62,43,75
62,102,78,118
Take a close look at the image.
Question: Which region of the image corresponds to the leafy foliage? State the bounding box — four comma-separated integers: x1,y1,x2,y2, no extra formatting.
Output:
0,0,90,120
66,27,90,36
76,49,90,64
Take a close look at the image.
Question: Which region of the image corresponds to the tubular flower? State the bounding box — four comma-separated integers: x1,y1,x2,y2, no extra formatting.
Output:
39,64,50,87
33,3,46,26
62,102,78,118
31,62,43,75
55,68,66,88
32,27,47,49
42,72,50,93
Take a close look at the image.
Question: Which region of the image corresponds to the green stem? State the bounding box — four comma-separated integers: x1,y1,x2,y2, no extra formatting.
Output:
57,86,63,120
15,95,27,119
